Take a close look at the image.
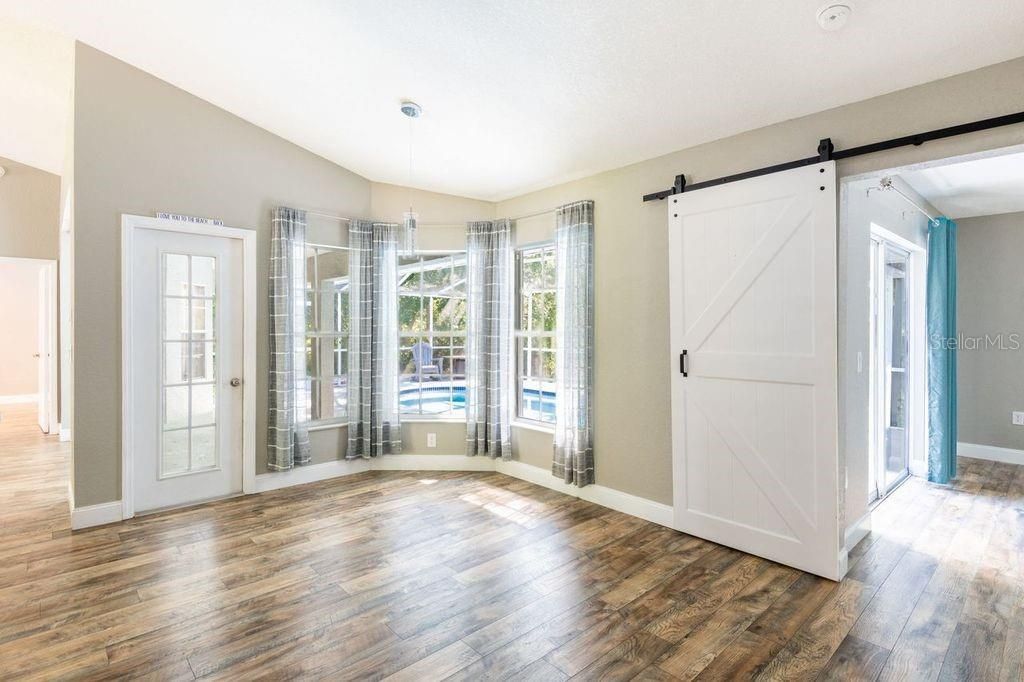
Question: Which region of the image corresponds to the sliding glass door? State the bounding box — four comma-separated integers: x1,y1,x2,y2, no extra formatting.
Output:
870,238,912,500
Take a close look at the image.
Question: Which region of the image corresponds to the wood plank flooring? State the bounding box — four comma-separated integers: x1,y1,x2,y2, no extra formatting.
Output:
1,402,1022,680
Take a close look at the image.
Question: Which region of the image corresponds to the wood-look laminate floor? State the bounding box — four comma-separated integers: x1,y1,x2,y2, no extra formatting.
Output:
1,402,1022,680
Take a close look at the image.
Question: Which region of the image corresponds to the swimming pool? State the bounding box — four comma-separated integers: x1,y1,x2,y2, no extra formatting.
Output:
399,383,555,418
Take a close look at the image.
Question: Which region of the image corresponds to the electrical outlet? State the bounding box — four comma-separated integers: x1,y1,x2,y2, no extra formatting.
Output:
1012,412,1024,426
427,433,437,448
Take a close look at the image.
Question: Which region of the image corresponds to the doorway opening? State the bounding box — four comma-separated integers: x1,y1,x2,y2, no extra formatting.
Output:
843,142,1024,534
868,230,924,503
0,256,58,432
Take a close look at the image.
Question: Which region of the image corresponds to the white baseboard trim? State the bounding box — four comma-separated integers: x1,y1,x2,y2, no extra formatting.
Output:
254,458,370,493
59,426,72,442
0,393,37,405
85,454,671,534
844,510,872,553
958,441,1024,466
260,452,675,528
494,459,675,527
71,501,123,530
371,454,496,472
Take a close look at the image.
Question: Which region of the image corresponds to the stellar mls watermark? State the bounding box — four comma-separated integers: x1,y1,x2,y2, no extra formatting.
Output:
930,332,1022,351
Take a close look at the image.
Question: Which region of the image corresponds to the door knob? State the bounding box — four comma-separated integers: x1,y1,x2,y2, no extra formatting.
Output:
230,378,242,387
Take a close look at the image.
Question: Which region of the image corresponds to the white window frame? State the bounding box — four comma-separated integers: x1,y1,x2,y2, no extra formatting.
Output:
303,242,351,428
515,242,557,427
398,250,468,420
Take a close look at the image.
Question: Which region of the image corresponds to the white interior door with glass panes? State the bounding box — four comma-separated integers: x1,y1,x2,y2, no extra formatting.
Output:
668,162,842,580
128,224,244,512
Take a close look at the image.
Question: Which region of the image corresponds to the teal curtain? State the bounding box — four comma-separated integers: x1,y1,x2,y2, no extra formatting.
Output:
927,217,957,483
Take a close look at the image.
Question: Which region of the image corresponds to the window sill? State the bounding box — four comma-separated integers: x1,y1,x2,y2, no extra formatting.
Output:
512,419,555,435
308,421,347,433
401,415,466,424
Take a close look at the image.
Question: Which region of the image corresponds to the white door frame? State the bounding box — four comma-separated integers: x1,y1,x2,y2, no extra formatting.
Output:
121,214,256,519
37,261,59,433
869,223,928,486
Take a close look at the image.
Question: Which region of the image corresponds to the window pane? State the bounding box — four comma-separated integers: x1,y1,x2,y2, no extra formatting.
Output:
163,386,189,429
165,342,189,383
331,338,347,377
529,291,556,332
191,298,214,339
163,298,189,341
162,430,189,476
191,342,216,382
304,290,316,333
304,246,319,288
432,297,451,332
164,254,189,296
191,256,216,295
191,426,217,469
191,383,216,427
316,248,347,282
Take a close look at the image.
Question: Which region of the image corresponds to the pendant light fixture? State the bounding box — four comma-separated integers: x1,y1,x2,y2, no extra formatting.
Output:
400,100,422,255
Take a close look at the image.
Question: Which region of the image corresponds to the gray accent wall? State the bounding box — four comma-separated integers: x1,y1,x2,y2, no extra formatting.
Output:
957,210,1024,451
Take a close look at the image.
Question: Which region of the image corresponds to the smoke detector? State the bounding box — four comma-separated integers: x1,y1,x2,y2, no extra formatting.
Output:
817,3,852,31
400,101,422,118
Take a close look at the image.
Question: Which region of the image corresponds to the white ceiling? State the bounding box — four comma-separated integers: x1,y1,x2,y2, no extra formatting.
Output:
899,152,1024,220
0,18,72,174
2,1,1024,199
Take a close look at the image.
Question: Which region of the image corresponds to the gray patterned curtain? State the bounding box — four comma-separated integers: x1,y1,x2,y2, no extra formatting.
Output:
267,206,311,470
552,200,595,486
465,219,514,459
347,220,403,458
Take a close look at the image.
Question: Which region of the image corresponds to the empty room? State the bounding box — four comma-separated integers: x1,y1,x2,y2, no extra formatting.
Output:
1,2,1023,679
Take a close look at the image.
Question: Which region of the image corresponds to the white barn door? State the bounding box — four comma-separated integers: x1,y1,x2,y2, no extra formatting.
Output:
668,162,842,580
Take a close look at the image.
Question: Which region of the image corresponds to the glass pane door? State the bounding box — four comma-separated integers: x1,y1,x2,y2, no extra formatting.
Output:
161,252,219,478
880,244,910,494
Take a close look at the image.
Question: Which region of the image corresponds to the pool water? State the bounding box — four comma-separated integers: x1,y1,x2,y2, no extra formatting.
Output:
399,384,555,418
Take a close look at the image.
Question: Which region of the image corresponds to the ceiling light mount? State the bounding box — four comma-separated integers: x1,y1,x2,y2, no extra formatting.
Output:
816,3,852,31
400,101,422,118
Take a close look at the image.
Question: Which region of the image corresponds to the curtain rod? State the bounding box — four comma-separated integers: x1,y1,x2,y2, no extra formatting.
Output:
289,207,559,224
877,177,938,222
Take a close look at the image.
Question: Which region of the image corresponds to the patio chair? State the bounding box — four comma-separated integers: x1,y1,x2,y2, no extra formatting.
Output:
411,341,441,380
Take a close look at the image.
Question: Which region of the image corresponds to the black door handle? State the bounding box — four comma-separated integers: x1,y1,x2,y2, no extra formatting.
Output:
680,350,688,377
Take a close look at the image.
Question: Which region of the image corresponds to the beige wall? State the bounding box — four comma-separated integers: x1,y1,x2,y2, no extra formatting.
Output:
497,57,1024,509
0,259,44,397
0,155,60,260
371,181,495,454
957,210,1024,450
73,43,374,504
71,38,1024,520
71,44,496,503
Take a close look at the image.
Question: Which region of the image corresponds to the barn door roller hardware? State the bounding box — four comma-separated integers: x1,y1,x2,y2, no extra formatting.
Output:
642,109,1024,202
